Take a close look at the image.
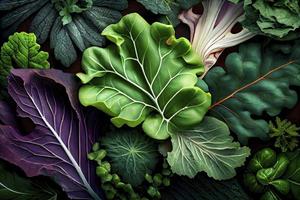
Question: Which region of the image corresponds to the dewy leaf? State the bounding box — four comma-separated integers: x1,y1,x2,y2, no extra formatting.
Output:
0,69,103,200
0,0,128,67
162,174,251,200
205,41,300,144
0,32,49,97
0,161,58,200
167,116,250,179
77,13,211,140
179,0,255,77
100,129,159,187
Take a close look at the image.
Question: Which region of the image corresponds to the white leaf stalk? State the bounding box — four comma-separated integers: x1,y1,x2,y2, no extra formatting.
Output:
179,0,256,78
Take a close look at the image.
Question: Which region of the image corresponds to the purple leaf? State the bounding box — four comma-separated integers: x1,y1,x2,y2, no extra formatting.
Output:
0,100,16,125
0,69,103,200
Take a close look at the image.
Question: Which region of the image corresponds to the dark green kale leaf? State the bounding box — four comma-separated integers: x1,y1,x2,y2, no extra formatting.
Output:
162,174,251,200
137,0,201,26
0,0,128,67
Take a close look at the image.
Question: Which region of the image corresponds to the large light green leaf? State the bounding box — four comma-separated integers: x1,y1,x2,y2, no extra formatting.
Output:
0,32,49,97
205,42,300,144
78,13,211,140
167,116,250,179
0,162,57,200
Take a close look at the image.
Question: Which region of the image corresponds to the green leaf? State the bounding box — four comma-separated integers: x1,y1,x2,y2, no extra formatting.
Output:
0,0,36,10
269,117,299,152
50,17,77,67
0,0,127,67
167,116,250,179
248,148,277,172
78,13,211,140
0,162,57,200
100,129,159,187
235,0,300,40
205,42,300,144
136,0,171,15
0,32,49,97
154,0,201,26
29,3,58,44
162,174,251,200
284,149,300,200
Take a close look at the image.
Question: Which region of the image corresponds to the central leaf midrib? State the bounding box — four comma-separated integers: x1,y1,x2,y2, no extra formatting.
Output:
26,89,101,200
209,60,296,110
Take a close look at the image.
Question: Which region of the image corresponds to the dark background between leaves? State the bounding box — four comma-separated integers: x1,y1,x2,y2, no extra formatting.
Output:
0,1,299,200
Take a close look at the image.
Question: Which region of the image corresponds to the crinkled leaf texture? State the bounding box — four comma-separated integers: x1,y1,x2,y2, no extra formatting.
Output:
0,161,58,200
0,32,49,98
162,174,251,200
167,116,250,179
230,0,300,40
101,129,159,187
0,0,128,67
205,41,300,144
0,69,103,200
179,0,255,77
78,13,211,140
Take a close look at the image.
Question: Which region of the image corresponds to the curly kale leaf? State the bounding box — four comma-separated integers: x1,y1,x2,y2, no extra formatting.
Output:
0,32,49,98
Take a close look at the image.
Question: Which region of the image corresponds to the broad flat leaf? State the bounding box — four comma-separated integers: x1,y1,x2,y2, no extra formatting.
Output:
136,0,171,14
0,32,49,98
0,161,58,200
77,13,211,140
167,116,250,179
100,129,159,186
162,174,251,200
0,69,103,200
205,42,300,144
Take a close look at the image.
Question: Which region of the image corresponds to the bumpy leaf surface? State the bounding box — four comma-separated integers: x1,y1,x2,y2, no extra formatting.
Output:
167,116,250,179
0,69,103,200
0,32,49,97
101,129,159,186
78,13,211,140
205,42,300,144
